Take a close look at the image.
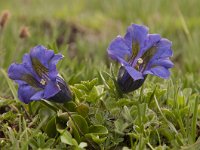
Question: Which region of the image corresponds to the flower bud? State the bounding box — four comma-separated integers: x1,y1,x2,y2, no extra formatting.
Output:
117,66,147,93
48,75,72,103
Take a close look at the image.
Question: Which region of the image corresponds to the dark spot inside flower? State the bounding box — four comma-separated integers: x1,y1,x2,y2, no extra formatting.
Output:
131,42,140,60
31,57,49,79
140,46,157,71
22,74,41,88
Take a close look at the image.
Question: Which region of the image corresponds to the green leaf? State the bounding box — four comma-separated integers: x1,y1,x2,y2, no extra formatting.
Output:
122,106,133,122
68,114,89,134
116,98,135,107
57,111,70,122
114,119,129,134
85,133,107,144
63,101,77,112
74,84,89,92
57,125,79,146
76,103,89,117
71,86,84,101
39,107,55,122
86,86,101,103
88,125,108,135
61,131,77,146
44,116,57,137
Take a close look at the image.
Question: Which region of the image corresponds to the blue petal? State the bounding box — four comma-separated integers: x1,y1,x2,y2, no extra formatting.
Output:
143,38,173,72
8,63,33,85
48,75,72,103
117,57,144,81
48,54,63,79
124,24,149,49
44,81,60,99
30,90,44,101
144,66,170,79
30,45,54,68
139,34,161,56
124,65,144,80
30,45,63,80
152,38,173,59
22,53,40,81
149,58,174,69
107,36,131,60
18,85,38,103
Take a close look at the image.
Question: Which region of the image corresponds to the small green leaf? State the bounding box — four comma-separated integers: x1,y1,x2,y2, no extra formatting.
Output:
57,125,79,146
63,101,77,112
57,111,70,122
86,86,99,102
85,133,107,144
88,78,98,89
116,98,135,107
39,107,55,122
122,106,133,122
76,103,89,117
88,125,108,135
44,116,57,137
61,130,77,146
75,84,89,92
68,114,89,134
114,119,129,134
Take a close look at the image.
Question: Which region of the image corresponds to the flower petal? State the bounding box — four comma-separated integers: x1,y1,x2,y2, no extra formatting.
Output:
30,90,44,101
22,53,40,81
124,24,149,49
48,75,72,103
116,57,144,80
8,63,39,86
143,38,173,70
48,54,64,79
149,58,174,69
117,66,147,93
144,66,170,79
8,63,30,81
153,38,173,59
43,80,60,99
124,65,144,80
139,34,161,56
30,45,54,68
107,36,131,60
18,85,38,104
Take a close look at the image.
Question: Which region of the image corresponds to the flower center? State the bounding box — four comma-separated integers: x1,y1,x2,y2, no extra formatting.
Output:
40,79,46,85
137,58,143,64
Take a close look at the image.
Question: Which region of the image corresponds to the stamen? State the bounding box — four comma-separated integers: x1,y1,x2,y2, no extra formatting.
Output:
137,58,143,64
40,79,46,85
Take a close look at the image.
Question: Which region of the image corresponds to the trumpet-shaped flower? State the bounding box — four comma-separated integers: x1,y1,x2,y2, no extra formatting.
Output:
8,45,72,103
107,24,174,93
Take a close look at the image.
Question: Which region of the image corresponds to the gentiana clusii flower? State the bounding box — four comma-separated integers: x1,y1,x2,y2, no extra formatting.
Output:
107,24,174,93
8,45,72,103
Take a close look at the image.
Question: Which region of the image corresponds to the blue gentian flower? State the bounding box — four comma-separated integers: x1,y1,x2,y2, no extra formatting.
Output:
107,24,174,93
8,45,72,103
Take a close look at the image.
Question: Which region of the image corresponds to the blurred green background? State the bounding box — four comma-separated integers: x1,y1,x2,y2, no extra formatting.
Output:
0,0,200,96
